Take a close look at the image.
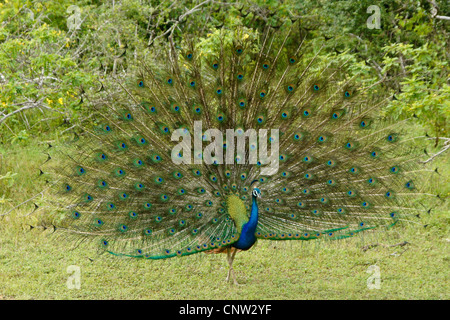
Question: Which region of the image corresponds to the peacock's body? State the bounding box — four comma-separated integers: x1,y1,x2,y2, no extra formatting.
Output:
49,27,432,284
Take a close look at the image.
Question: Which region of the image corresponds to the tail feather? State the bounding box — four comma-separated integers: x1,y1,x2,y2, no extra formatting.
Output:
41,25,435,259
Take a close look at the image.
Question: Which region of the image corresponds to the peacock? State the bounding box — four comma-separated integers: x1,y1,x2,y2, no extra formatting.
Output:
44,26,434,285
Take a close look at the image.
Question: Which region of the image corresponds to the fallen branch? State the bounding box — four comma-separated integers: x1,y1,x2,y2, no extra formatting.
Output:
428,0,450,20
420,137,450,164
361,241,409,252
149,0,211,46
0,188,46,216
0,100,65,126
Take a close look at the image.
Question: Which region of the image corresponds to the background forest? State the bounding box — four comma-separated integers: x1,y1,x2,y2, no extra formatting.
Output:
0,0,448,300
0,0,448,142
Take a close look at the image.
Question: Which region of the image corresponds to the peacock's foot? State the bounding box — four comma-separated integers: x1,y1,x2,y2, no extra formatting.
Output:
226,267,241,285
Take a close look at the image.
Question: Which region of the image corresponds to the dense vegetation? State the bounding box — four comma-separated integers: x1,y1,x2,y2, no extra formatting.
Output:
0,0,448,143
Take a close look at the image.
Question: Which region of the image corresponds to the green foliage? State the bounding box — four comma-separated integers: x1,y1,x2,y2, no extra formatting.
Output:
0,0,448,142
382,42,449,136
0,171,17,188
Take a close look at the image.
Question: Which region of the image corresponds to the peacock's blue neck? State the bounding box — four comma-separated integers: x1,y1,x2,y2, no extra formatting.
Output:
247,196,259,229
232,195,259,250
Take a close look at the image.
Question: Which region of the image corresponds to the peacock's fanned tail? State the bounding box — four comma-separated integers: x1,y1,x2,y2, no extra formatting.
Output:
47,27,434,259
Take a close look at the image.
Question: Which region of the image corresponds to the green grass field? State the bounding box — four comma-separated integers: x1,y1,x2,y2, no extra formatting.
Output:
0,143,448,300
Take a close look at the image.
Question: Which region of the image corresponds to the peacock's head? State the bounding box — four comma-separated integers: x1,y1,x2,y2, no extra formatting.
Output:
252,188,261,198
250,179,261,198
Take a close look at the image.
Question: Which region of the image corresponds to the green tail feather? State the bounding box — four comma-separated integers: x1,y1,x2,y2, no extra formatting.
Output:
45,26,434,259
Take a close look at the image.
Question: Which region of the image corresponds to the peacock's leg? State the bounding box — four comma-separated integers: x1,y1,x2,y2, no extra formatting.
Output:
225,247,240,285
226,247,232,282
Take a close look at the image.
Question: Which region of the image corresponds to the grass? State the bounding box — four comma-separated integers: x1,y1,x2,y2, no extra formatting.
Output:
0,142,448,300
